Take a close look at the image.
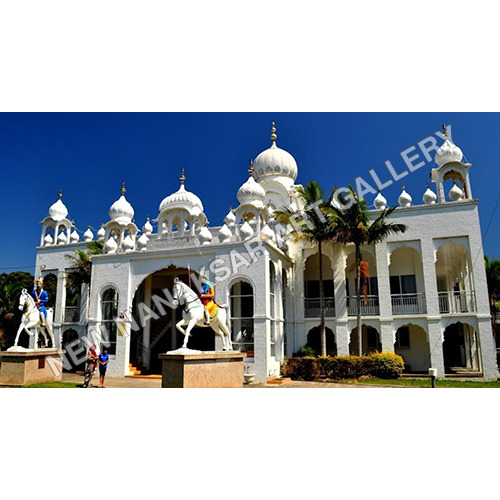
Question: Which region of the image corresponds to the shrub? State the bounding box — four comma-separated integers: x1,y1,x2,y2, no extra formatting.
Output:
317,355,368,379
364,352,405,379
282,356,320,381
293,345,318,357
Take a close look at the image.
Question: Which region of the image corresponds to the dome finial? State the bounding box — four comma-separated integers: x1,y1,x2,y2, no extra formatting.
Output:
248,159,254,177
121,180,126,196
271,121,277,144
179,166,186,185
58,188,63,199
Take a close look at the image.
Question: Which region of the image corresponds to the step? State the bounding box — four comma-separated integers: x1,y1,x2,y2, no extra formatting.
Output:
125,374,162,380
267,376,292,385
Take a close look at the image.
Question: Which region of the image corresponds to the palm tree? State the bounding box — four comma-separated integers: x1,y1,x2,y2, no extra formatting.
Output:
275,181,336,356
65,240,104,299
328,186,407,356
485,255,500,334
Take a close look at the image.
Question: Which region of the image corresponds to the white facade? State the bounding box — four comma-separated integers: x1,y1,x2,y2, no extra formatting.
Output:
32,125,498,382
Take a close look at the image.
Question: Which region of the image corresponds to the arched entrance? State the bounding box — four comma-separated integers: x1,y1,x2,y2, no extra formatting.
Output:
349,324,381,355
62,328,80,372
130,265,215,374
394,323,430,373
443,322,481,374
307,326,336,356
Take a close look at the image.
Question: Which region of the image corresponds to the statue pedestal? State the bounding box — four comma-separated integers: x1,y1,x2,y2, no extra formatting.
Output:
158,351,246,388
0,349,65,387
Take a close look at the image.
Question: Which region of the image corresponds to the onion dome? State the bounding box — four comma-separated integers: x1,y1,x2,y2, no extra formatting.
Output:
83,226,94,242
373,190,387,210
218,224,232,243
109,182,134,225
398,184,412,207
142,217,153,236
137,233,149,251
423,182,437,205
122,234,135,252
57,231,67,244
159,168,204,216
48,189,69,222
239,220,253,240
252,123,298,182
449,181,464,201
104,236,118,254
237,162,266,205
260,223,275,241
224,208,236,227
70,230,80,243
44,234,53,245
435,126,463,167
97,225,105,241
199,226,213,245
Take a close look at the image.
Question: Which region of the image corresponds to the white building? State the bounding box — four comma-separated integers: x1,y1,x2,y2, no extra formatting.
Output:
32,124,498,381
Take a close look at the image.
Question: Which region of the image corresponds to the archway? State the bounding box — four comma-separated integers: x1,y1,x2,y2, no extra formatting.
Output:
443,322,481,374
303,253,334,318
349,324,381,355
130,265,215,374
62,329,80,372
394,324,430,373
307,326,336,356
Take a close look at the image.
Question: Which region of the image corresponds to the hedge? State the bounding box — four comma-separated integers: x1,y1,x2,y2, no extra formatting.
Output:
282,352,404,381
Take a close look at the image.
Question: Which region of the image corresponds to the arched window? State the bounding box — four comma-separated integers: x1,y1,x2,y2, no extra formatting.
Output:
230,281,254,357
101,287,118,355
269,262,277,357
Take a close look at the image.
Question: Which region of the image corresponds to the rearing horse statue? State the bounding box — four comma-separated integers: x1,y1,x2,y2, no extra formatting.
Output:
172,278,233,351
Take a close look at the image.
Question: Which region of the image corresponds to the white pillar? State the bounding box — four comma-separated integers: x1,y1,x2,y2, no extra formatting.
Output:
428,319,445,378
142,275,152,368
375,242,392,318
380,320,395,353
335,321,349,355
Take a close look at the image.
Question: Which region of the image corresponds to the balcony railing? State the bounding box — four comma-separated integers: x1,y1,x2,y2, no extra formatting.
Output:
391,293,427,315
304,298,335,318
347,295,380,316
63,306,80,323
438,291,476,314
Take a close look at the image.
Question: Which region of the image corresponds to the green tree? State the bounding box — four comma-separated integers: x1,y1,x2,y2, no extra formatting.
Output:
485,255,500,333
275,181,337,356
328,186,407,355
65,240,104,291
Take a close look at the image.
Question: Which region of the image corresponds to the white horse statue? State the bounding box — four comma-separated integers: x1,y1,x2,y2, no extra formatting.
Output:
12,289,55,349
172,278,233,351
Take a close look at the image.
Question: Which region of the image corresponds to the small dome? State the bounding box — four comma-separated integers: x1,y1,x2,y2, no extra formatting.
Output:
122,234,135,252
435,138,463,167
398,185,412,207
218,224,232,243
423,183,437,205
159,170,204,215
97,226,106,241
83,226,94,242
199,226,212,245
57,231,67,244
70,230,80,243
224,208,236,227
374,190,387,210
44,234,53,246
449,181,464,202
237,175,266,205
239,221,253,240
260,223,275,241
104,236,118,254
137,233,149,251
109,183,134,224
252,123,298,182
48,190,68,222
142,217,153,236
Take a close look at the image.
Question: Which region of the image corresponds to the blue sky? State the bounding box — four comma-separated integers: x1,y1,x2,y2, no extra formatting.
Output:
0,112,499,272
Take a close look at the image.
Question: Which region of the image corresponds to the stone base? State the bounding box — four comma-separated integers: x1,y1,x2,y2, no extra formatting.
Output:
159,351,246,388
0,349,65,387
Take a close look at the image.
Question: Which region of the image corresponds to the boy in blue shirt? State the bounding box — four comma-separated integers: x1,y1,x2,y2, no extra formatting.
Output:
98,347,109,388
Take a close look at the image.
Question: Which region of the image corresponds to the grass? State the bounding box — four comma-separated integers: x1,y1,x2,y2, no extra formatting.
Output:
26,381,82,388
337,377,500,388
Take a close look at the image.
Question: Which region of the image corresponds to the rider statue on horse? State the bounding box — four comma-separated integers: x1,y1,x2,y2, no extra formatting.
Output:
199,274,215,325
32,278,49,327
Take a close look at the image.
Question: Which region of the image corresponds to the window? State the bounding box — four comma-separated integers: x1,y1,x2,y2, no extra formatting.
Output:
101,288,118,355
395,327,410,348
230,281,254,357
270,263,276,357
305,279,334,298
390,275,417,295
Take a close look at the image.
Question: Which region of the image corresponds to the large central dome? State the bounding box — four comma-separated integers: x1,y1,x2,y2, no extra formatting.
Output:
252,123,298,183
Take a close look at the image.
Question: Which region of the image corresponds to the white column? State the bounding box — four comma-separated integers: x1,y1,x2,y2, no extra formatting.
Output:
421,239,440,317
142,275,152,368
375,242,392,318
335,321,349,355
332,245,347,320
428,319,445,378
380,320,395,353
477,317,498,380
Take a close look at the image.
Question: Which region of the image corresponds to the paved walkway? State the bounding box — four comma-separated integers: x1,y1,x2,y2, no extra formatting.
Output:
63,373,396,388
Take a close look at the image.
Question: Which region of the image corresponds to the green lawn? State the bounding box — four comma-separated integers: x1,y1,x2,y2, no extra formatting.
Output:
26,381,82,388
337,377,500,388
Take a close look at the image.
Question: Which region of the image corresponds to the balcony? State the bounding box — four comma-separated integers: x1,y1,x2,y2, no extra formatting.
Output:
347,295,380,316
304,298,335,318
391,293,427,315
63,306,80,324
438,291,476,314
